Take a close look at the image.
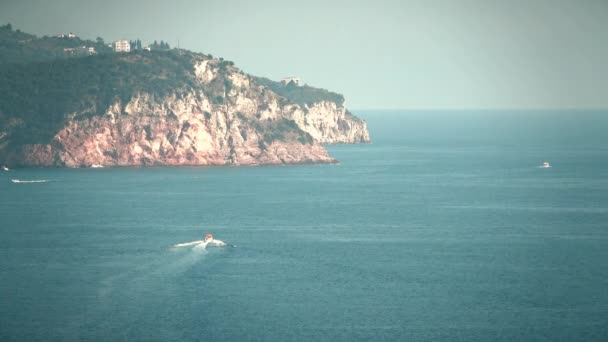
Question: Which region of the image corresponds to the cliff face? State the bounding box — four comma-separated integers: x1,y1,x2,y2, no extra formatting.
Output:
0,53,369,167
8,94,334,167
291,101,370,144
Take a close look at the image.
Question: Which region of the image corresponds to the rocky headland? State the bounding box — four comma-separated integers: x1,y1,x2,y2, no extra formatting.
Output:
0,26,369,167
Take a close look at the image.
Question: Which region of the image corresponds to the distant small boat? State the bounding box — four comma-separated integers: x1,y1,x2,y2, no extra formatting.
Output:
2,166,8,171
540,161,551,168
90,164,104,168
11,179,49,183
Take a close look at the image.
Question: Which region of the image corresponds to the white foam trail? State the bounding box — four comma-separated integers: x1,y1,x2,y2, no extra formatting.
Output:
172,240,206,247
172,239,231,249
99,247,207,298
11,179,50,183
192,242,209,251
206,239,225,247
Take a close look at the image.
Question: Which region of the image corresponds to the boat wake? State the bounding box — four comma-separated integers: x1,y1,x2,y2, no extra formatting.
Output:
172,238,234,250
11,179,51,183
173,240,207,248
99,247,207,298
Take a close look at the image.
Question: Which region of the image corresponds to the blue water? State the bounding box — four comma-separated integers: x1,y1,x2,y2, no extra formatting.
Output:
1,110,608,341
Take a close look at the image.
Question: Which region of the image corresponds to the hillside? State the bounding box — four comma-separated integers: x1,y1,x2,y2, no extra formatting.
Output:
0,24,112,65
253,76,345,108
0,25,369,167
0,50,199,145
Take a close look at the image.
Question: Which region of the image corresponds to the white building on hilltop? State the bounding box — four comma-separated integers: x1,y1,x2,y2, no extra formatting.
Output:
56,32,77,39
281,77,301,86
113,40,130,52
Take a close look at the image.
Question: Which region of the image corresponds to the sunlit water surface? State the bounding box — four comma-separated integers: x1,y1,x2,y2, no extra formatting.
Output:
1,111,607,341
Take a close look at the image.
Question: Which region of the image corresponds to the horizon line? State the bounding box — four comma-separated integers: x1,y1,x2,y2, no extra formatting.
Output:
350,108,608,112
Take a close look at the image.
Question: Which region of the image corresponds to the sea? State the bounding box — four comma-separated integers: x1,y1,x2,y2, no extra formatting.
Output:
1,110,607,341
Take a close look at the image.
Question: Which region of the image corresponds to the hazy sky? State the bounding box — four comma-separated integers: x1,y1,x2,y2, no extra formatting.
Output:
1,0,607,109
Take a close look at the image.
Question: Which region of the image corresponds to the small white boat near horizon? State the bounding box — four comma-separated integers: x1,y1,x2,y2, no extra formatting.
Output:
2,166,9,171
11,179,50,183
540,161,551,168
90,164,104,168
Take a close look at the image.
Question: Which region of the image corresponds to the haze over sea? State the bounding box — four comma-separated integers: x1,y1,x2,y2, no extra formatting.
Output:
1,110,607,341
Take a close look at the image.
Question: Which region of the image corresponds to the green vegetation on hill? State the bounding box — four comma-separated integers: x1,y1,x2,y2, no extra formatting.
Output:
0,24,112,64
0,50,198,144
253,76,345,108
238,115,313,146
261,118,314,145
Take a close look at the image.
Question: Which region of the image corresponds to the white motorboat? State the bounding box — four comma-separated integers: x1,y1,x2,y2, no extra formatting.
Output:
173,233,228,249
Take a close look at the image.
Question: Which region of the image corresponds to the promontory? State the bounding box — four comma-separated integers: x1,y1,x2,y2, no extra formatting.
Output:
0,25,370,167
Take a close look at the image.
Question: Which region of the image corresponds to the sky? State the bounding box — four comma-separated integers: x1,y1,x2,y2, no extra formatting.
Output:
1,0,607,110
